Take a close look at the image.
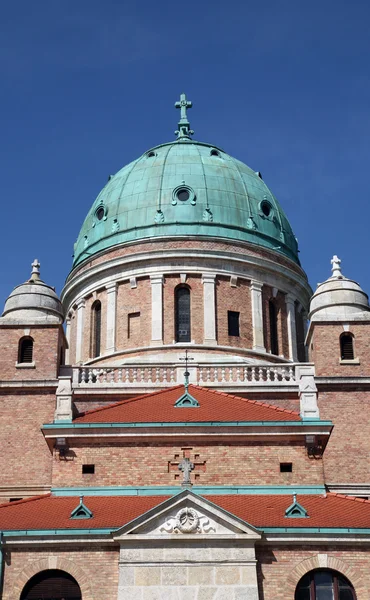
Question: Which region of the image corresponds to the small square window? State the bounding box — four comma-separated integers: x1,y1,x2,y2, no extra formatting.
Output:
82,464,95,474
280,462,293,473
228,311,240,337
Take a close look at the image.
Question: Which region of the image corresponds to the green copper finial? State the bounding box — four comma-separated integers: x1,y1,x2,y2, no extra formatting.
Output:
175,93,194,139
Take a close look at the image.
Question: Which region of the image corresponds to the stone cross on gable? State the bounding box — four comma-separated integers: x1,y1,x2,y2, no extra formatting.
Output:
168,448,206,486
331,255,342,278
178,457,194,487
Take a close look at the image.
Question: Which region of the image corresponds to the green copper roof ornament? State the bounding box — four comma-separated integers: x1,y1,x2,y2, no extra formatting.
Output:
175,93,194,140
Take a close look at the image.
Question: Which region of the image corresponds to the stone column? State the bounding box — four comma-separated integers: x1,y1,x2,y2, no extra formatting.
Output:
105,282,117,354
202,273,217,345
65,316,71,364
75,299,85,364
250,280,266,353
150,275,164,345
286,293,298,361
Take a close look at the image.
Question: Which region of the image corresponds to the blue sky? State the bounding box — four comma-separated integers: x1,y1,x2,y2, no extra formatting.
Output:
1,0,369,305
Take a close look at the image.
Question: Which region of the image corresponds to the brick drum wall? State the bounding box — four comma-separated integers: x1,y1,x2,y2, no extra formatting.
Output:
51,442,324,488
216,277,253,349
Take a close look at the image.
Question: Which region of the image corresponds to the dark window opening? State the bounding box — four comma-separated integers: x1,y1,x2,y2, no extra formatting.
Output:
147,151,156,157
269,300,279,355
9,497,22,502
177,188,190,202
210,149,221,157
91,300,101,358
261,200,272,217
18,337,34,363
295,569,356,600
340,333,354,360
82,464,95,474
96,206,105,221
20,569,82,600
280,462,293,473
175,286,191,342
228,311,240,337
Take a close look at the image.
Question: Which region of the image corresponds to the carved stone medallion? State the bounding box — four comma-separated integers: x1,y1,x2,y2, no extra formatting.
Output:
175,507,199,533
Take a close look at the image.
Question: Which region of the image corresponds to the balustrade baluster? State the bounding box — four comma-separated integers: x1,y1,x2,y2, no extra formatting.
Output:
117,369,122,383
170,368,175,382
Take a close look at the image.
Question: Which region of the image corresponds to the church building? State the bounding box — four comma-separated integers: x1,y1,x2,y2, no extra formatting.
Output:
0,94,370,599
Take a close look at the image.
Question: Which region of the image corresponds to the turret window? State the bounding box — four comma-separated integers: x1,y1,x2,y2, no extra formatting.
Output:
175,286,191,342
91,300,102,358
340,332,354,360
18,337,34,363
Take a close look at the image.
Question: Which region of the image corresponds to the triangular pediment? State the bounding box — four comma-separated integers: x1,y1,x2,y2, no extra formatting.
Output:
113,490,261,539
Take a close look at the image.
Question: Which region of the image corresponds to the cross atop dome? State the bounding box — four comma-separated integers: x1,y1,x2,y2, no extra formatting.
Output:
330,255,343,279
175,93,194,140
30,258,41,282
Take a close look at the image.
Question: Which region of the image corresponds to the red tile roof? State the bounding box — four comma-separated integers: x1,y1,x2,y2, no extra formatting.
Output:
74,385,301,424
1,493,370,531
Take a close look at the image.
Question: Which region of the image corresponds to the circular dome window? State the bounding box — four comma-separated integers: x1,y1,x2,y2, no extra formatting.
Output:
260,200,272,217
172,185,196,205
177,188,190,202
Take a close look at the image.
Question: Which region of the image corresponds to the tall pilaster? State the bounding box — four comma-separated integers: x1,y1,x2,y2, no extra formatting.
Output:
65,315,71,364
250,280,266,353
202,273,217,345
286,293,298,361
150,275,164,345
75,298,85,364
105,282,117,354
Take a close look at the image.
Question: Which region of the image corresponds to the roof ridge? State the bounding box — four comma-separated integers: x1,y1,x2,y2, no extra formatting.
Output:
189,384,301,417
327,492,370,504
0,493,51,509
75,385,184,420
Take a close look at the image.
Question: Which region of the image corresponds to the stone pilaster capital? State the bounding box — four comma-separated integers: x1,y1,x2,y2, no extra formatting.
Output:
285,293,296,306
76,298,86,310
250,280,263,292
105,281,118,293
202,273,217,284
150,274,164,285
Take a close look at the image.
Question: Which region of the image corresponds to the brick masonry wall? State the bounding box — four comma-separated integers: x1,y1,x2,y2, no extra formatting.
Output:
2,546,119,600
257,545,369,600
0,326,62,380
216,277,253,349
51,442,324,488
318,389,370,484
0,391,54,498
116,278,152,351
309,323,370,376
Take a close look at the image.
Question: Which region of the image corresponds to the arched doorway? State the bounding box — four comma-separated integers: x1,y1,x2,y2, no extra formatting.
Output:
20,569,82,600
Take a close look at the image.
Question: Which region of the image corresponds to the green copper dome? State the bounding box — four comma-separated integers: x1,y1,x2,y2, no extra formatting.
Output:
73,95,299,267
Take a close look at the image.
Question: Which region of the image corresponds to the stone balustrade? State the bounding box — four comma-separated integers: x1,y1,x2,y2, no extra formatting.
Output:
72,362,299,389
